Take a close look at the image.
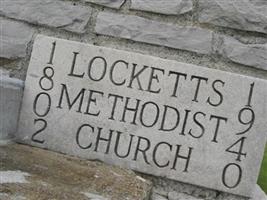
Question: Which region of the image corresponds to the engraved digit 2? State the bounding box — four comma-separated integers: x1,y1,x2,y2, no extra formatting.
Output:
32,119,47,144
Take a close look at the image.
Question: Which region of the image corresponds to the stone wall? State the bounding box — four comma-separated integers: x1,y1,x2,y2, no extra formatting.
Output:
1,0,266,199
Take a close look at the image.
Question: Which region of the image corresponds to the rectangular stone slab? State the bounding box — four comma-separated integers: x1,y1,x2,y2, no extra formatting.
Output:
17,35,267,197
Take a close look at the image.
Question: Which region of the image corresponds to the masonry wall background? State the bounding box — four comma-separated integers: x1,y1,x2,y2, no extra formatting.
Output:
1,0,266,199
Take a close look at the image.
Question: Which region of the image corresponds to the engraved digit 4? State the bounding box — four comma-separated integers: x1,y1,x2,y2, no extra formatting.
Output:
225,137,247,161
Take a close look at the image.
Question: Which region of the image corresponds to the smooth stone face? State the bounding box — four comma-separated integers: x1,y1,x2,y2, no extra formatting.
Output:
130,0,193,15
0,18,34,59
251,185,267,200
0,0,92,33
18,35,267,197
85,0,125,9
0,75,24,141
198,0,267,34
95,12,213,54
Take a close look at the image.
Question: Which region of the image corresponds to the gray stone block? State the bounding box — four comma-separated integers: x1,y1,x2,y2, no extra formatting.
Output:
198,0,267,34
130,0,193,15
17,35,267,197
0,0,92,33
215,35,267,71
0,18,34,59
95,12,213,54
85,0,125,9
0,75,24,143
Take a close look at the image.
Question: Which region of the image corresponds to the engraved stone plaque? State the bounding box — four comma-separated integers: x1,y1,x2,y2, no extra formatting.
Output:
18,35,267,197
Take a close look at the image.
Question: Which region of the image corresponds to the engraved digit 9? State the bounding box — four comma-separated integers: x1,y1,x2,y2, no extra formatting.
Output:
236,107,255,135
32,118,47,144
39,66,54,91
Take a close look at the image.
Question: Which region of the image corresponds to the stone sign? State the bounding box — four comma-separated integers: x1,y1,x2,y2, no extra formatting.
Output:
17,35,267,197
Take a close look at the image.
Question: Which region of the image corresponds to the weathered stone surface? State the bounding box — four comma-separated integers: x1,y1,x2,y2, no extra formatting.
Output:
130,0,193,15
95,12,213,54
17,35,267,197
85,0,125,9
168,191,203,200
0,144,152,200
215,35,267,71
0,18,34,59
146,174,267,200
151,192,168,200
0,171,30,184
82,192,109,200
215,185,267,200
0,75,23,142
198,0,267,34
0,69,10,76
251,185,267,200
0,0,92,33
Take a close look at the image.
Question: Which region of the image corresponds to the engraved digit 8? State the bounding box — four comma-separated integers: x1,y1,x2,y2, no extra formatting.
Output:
39,66,54,91
236,107,255,135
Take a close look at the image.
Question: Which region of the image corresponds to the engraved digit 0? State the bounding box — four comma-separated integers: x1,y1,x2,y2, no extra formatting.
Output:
222,163,242,189
33,92,51,117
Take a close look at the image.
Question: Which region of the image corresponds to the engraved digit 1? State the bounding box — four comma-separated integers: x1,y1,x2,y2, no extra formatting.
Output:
32,119,47,143
246,82,254,107
47,41,56,64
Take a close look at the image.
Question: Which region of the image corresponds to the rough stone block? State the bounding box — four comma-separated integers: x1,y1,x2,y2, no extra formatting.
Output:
0,75,24,142
0,144,152,200
0,18,34,59
168,191,203,200
95,12,213,54
215,35,267,71
130,0,193,15
198,0,267,34
0,69,10,76
17,35,267,197
0,0,92,33
85,0,125,9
